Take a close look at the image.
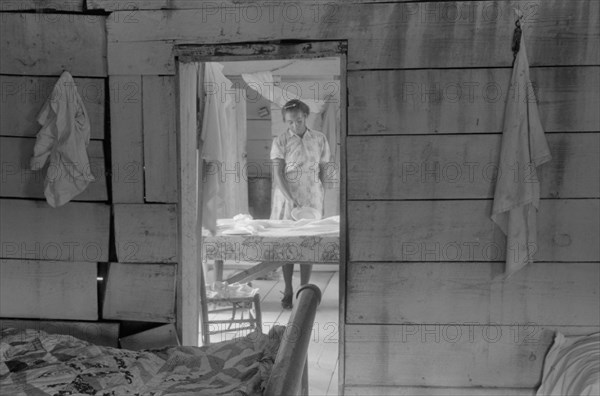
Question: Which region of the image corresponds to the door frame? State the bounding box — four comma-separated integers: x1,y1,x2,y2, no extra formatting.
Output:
175,40,348,391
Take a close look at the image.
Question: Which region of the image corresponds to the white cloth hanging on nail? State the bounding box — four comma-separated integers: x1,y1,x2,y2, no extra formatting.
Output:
30,71,95,207
491,31,551,277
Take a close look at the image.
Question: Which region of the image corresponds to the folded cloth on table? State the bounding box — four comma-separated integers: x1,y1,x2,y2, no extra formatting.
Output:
219,213,265,235
221,225,259,235
257,216,340,237
209,215,340,236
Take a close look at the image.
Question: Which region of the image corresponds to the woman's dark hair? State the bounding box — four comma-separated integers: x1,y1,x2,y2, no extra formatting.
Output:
281,99,310,120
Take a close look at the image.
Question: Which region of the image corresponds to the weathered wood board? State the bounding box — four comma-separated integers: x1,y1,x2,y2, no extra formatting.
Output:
177,61,202,345
107,41,175,75
107,1,596,49
0,13,107,76
0,260,98,320
345,324,600,388
1,137,108,201
246,139,272,173
348,67,600,135
247,119,272,140
0,319,119,347
119,323,179,350
113,204,178,263
347,133,600,200
347,262,600,326
88,0,404,10
102,263,177,323
0,75,105,139
0,0,83,11
106,1,598,74
348,199,599,262
242,86,273,122
110,75,144,203
142,75,177,203
0,199,110,262
345,386,536,396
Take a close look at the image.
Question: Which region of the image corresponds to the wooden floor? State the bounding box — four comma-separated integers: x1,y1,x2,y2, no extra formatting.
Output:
200,267,340,396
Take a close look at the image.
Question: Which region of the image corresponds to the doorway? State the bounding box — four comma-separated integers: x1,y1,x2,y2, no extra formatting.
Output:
176,41,347,396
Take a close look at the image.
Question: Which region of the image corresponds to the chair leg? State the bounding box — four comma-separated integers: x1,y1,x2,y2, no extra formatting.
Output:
205,295,263,340
228,303,238,330
253,293,262,333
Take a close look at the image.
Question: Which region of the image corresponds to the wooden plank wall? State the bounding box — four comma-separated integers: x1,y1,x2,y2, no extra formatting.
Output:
1,0,591,390
0,319,120,347
94,0,600,392
339,1,600,394
0,2,115,345
103,262,177,322
0,2,179,348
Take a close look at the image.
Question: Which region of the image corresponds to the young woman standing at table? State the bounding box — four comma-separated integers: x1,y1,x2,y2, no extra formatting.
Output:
270,99,331,309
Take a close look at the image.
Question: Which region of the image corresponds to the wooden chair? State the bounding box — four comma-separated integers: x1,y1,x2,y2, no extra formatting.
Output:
202,293,262,345
199,262,262,345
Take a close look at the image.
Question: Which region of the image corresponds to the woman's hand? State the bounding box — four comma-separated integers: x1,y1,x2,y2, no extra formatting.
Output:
289,197,300,208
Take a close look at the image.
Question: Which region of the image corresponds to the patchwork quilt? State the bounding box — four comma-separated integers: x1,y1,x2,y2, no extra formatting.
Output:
0,326,284,396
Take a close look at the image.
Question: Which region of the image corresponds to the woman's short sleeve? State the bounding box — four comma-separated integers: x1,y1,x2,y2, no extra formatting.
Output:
270,135,285,160
320,135,331,163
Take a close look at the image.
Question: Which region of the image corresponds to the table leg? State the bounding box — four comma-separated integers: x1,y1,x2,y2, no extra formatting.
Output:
225,261,284,284
214,260,224,282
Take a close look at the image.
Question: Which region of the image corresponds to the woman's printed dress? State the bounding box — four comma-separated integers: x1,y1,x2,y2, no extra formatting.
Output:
270,128,331,220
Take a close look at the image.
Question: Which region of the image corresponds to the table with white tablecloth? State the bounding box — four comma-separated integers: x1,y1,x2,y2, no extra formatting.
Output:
201,217,340,284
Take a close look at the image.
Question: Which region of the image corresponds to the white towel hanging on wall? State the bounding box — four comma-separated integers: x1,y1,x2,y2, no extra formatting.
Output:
491,23,552,277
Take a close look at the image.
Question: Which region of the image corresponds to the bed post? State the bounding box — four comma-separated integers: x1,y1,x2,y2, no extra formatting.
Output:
264,284,322,396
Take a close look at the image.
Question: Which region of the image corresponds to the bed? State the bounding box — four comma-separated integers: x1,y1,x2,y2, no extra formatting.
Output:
0,284,322,396
536,331,599,396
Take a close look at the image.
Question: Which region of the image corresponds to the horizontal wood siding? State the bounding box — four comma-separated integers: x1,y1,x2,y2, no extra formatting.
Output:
0,199,110,262
347,67,600,135
345,324,599,388
0,260,98,320
102,263,177,323
0,13,106,76
340,2,599,390
348,199,599,262
142,75,178,203
105,1,599,74
347,133,600,200
0,75,105,139
11,2,592,393
113,204,178,263
345,386,536,396
0,319,119,347
88,0,397,10
0,6,114,340
1,0,84,11
110,75,145,203
107,41,175,75
347,262,600,325
1,137,108,201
